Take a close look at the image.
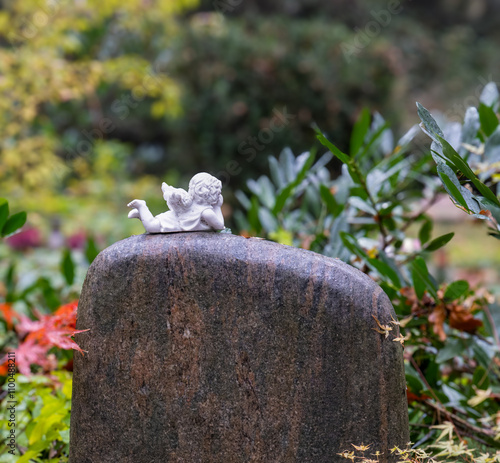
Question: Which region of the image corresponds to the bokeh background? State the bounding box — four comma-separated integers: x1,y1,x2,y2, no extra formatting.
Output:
3,2,500,459
1,0,500,277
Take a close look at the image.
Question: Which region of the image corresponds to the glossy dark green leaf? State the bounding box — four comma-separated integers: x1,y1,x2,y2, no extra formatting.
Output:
1,211,27,237
437,135,500,207
367,256,401,288
418,219,433,245
248,196,261,233
444,280,469,301
358,120,390,160
411,256,437,299
479,102,499,137
5,262,16,300
350,108,370,156
436,162,469,211
85,237,100,265
61,249,75,286
313,124,350,164
339,232,367,258
424,232,454,252
0,198,8,233
319,185,343,217
340,233,400,288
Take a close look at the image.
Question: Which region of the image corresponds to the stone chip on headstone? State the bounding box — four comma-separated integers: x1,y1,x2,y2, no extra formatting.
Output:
70,232,409,463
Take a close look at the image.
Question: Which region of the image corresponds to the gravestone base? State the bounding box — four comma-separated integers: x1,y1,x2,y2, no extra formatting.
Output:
69,232,409,463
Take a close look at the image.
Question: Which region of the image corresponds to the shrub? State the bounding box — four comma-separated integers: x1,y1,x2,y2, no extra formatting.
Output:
236,84,500,455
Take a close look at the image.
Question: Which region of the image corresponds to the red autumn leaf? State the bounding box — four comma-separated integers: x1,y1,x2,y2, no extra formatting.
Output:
4,300,88,375
13,337,52,376
406,385,431,404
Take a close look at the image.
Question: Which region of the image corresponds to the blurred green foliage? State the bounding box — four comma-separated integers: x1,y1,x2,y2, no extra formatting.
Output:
0,372,73,463
0,0,196,240
1,0,499,244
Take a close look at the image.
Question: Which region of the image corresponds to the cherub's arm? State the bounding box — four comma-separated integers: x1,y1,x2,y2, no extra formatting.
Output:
201,195,224,230
127,200,161,233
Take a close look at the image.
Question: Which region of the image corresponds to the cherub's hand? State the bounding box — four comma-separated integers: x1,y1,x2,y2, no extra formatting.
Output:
162,183,174,201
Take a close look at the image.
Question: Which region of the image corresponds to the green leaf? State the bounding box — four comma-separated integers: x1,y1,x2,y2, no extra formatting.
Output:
61,249,75,286
339,232,400,288
406,373,425,395
436,163,469,210
17,450,41,463
418,219,433,245
319,184,343,217
272,150,315,215
0,198,8,232
436,338,469,364
472,365,490,390
349,196,376,216
313,124,350,164
437,135,500,207
424,232,454,252
85,237,100,265
358,120,390,160
1,211,27,237
367,257,401,289
248,196,261,233
444,280,469,301
473,343,492,369
339,231,368,260
416,103,497,209
258,208,278,233
350,108,370,156
411,256,437,299
479,102,499,137
480,82,499,108
416,102,444,143
460,107,480,150
268,156,286,189
59,429,71,444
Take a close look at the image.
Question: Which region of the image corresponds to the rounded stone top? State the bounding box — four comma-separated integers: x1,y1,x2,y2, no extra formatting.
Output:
89,232,394,324
98,232,377,287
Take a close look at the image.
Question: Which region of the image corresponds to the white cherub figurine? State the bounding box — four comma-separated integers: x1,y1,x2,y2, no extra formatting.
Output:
127,173,225,233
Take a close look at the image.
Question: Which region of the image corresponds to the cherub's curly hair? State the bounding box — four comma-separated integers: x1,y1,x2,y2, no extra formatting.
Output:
188,173,222,206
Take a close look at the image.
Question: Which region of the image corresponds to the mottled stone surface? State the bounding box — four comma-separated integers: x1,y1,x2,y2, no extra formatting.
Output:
69,232,409,463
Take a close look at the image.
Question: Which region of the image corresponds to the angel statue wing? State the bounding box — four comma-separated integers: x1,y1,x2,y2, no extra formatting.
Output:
161,182,192,214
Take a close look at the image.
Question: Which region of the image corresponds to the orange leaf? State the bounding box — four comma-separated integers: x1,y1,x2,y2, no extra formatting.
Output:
0,303,19,330
429,305,447,341
449,307,483,333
